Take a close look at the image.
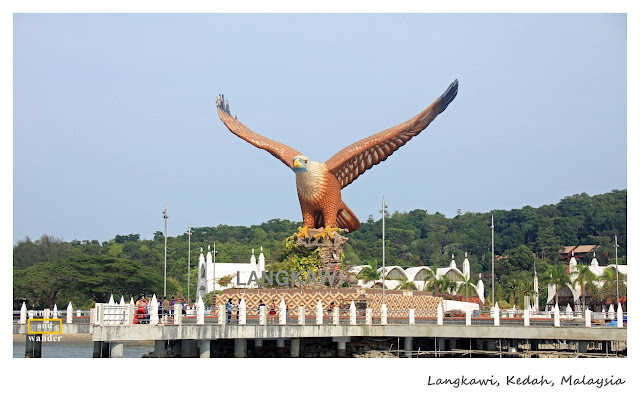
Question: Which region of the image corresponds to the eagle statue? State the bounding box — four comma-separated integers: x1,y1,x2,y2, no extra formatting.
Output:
215,80,458,241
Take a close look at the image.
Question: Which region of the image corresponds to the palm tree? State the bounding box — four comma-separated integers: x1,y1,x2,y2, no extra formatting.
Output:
395,276,418,291
458,276,475,301
541,263,571,306
520,280,534,309
357,265,381,287
506,278,521,306
421,268,437,292
425,276,447,294
572,264,597,316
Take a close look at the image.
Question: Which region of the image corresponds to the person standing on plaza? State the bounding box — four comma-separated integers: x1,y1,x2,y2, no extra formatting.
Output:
226,298,233,324
268,300,276,324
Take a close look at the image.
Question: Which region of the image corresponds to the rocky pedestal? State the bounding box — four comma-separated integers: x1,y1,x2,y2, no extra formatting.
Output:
294,229,357,286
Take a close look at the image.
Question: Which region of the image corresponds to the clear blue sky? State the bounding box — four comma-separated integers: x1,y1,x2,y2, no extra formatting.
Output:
13,13,626,243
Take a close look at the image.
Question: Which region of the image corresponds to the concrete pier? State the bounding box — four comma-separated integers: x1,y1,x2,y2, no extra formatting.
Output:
155,340,167,358
276,338,285,354
109,342,124,358
290,338,300,357
181,340,196,358
404,337,413,358
255,338,263,356
25,334,42,358
199,340,210,358
234,338,247,358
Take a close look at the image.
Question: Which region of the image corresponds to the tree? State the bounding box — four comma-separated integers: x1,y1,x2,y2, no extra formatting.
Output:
395,276,417,291
458,276,475,301
571,264,597,315
357,265,381,287
541,263,571,306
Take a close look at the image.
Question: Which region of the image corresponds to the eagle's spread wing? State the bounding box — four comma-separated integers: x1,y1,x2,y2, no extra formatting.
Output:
216,95,302,170
325,80,458,189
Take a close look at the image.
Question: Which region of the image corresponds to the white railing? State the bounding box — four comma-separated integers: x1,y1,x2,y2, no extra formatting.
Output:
85,299,627,329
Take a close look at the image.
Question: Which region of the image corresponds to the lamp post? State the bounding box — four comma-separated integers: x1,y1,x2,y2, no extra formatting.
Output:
380,197,388,304
614,235,619,305
213,242,217,295
162,204,169,298
186,223,192,303
491,214,495,305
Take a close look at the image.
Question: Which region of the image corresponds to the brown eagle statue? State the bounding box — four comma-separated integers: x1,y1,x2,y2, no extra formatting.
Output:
216,80,458,241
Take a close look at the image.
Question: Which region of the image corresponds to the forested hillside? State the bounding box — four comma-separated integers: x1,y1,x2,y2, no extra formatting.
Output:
13,190,626,309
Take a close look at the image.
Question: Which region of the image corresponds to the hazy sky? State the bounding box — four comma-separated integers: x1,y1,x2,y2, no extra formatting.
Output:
13,13,626,243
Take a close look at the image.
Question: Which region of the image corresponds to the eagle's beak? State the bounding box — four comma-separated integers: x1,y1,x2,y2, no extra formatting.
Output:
293,159,304,169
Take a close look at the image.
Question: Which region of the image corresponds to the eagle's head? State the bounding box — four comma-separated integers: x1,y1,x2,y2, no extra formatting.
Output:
292,155,310,173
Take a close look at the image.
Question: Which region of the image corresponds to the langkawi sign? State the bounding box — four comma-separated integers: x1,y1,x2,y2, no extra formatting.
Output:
236,270,343,288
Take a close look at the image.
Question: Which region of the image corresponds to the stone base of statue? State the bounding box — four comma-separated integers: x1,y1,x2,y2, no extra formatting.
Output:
294,228,357,287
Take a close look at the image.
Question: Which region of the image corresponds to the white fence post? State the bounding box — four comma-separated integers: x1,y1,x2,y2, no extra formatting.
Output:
66,302,73,324
316,300,323,325
617,304,623,328
239,299,247,325
365,308,372,325
524,304,530,327
259,305,266,325
76,309,81,317
333,306,340,325
585,308,591,328
493,303,499,327
409,308,415,325
465,309,471,326
381,304,388,325
44,308,51,320
437,303,444,326
218,305,226,326
126,302,134,325
350,301,357,325
174,302,182,325
149,295,159,325
298,306,305,325
554,304,560,327
196,296,205,325
20,302,27,324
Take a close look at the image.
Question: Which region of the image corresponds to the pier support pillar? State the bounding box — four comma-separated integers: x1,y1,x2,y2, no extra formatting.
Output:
448,338,457,350
255,339,264,357
404,337,413,358
25,334,42,358
198,340,210,358
234,339,247,358
333,336,350,358
92,341,102,358
101,341,110,358
276,338,285,355
487,340,497,352
155,340,167,358
437,338,446,355
181,340,196,358
290,338,300,358
110,342,124,358
577,341,588,354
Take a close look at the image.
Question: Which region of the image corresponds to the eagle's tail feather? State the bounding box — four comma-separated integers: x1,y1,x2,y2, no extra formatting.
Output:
336,202,361,233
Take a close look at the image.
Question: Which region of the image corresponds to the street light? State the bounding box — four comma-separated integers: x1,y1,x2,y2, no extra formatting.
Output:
186,223,192,303
614,235,619,305
162,203,169,298
491,213,495,306
380,197,388,305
